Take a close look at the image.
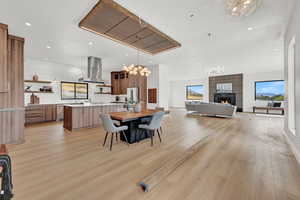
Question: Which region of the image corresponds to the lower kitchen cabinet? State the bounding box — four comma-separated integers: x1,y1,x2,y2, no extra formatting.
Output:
25,104,57,124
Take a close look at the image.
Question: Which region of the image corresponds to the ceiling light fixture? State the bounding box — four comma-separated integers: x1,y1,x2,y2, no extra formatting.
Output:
88,42,93,45
123,16,151,77
248,27,253,30
25,22,32,27
46,45,51,49
226,0,262,16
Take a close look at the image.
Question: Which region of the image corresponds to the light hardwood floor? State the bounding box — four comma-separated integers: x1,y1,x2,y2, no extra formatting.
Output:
8,109,300,200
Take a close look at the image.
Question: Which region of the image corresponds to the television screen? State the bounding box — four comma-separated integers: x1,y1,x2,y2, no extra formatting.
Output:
255,80,285,101
186,85,204,100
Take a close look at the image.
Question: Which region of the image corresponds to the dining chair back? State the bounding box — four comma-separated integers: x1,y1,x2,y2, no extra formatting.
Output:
146,111,165,130
99,114,129,151
138,111,165,146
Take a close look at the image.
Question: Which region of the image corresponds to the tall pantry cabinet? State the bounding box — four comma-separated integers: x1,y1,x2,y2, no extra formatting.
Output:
0,23,25,145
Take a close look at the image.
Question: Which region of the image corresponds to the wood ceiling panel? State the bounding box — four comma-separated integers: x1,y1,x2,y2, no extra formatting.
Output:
123,28,154,44
79,0,181,55
80,2,128,34
106,17,142,40
133,34,165,49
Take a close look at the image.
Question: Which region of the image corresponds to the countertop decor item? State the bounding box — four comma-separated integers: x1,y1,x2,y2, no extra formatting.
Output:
134,103,142,113
33,74,39,81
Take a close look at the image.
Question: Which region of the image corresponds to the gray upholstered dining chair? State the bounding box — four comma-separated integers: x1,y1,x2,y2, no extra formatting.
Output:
138,111,164,146
100,114,129,151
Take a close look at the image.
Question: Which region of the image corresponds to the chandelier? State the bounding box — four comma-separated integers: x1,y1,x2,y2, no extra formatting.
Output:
226,0,262,16
123,51,151,77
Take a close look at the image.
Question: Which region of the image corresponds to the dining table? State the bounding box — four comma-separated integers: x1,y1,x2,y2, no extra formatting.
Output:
109,109,159,144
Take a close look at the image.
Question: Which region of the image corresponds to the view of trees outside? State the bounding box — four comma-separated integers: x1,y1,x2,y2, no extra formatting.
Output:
186,85,204,100
255,80,285,101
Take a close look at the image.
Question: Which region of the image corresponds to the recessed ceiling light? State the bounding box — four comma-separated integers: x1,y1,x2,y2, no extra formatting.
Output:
189,13,195,18
46,45,51,49
88,42,93,45
25,22,32,27
125,54,129,57
248,27,253,30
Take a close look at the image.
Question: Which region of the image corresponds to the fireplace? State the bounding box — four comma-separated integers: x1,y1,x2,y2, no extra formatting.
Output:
214,93,236,106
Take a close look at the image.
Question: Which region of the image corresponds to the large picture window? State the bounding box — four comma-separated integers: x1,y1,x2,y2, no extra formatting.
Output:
255,80,284,101
61,82,89,100
186,85,204,100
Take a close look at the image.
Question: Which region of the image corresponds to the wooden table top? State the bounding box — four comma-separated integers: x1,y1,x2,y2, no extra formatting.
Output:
109,109,159,121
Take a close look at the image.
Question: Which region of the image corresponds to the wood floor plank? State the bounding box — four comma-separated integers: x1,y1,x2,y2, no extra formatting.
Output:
7,109,300,200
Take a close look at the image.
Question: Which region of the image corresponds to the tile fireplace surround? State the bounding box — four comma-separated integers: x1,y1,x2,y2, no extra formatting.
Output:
209,74,243,112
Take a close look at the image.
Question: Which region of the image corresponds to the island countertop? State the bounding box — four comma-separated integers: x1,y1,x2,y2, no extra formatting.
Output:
63,103,126,131
64,103,125,108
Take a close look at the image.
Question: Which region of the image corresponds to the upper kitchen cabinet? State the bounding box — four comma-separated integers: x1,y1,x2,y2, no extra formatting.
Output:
111,72,120,95
111,71,147,108
111,71,130,95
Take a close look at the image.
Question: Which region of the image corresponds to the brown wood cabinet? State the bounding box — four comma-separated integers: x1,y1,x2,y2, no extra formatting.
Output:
25,104,57,124
111,71,147,109
63,105,126,131
0,24,8,94
0,23,25,144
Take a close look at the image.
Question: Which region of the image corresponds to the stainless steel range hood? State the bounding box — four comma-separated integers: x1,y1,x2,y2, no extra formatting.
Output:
82,56,104,84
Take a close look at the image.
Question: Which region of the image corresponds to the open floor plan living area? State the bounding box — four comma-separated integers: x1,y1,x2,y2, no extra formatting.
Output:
0,0,300,199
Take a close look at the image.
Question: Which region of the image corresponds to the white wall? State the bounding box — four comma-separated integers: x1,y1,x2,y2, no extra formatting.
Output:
24,59,117,105
158,64,170,110
284,0,300,161
169,78,209,108
147,64,170,110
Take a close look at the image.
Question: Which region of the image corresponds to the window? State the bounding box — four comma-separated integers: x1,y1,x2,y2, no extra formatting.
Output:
288,36,296,135
255,80,285,101
61,82,89,100
186,85,204,100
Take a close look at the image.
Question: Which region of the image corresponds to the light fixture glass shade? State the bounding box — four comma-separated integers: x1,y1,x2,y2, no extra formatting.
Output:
123,65,151,76
226,0,262,16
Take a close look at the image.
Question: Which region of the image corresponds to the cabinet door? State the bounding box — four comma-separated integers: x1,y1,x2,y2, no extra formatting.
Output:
72,107,83,129
119,71,129,94
44,105,54,121
56,105,64,121
0,24,8,93
111,72,120,95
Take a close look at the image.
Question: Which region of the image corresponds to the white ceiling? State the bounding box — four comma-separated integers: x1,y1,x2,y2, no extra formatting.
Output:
0,0,295,78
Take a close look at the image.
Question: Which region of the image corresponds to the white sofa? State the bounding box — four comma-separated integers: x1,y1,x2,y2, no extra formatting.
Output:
185,101,237,117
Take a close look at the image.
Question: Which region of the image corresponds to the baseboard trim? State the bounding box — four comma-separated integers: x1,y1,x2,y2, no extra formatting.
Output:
284,132,300,165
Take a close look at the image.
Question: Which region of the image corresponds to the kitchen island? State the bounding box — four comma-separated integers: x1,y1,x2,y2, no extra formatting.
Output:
63,103,126,131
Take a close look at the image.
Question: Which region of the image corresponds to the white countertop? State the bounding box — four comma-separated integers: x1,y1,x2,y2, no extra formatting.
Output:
64,103,125,108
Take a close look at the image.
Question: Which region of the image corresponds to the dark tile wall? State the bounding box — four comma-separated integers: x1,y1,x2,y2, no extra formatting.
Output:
209,74,243,111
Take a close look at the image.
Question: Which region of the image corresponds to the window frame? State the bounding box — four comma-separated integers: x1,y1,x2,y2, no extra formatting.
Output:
186,85,204,100
254,80,285,101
